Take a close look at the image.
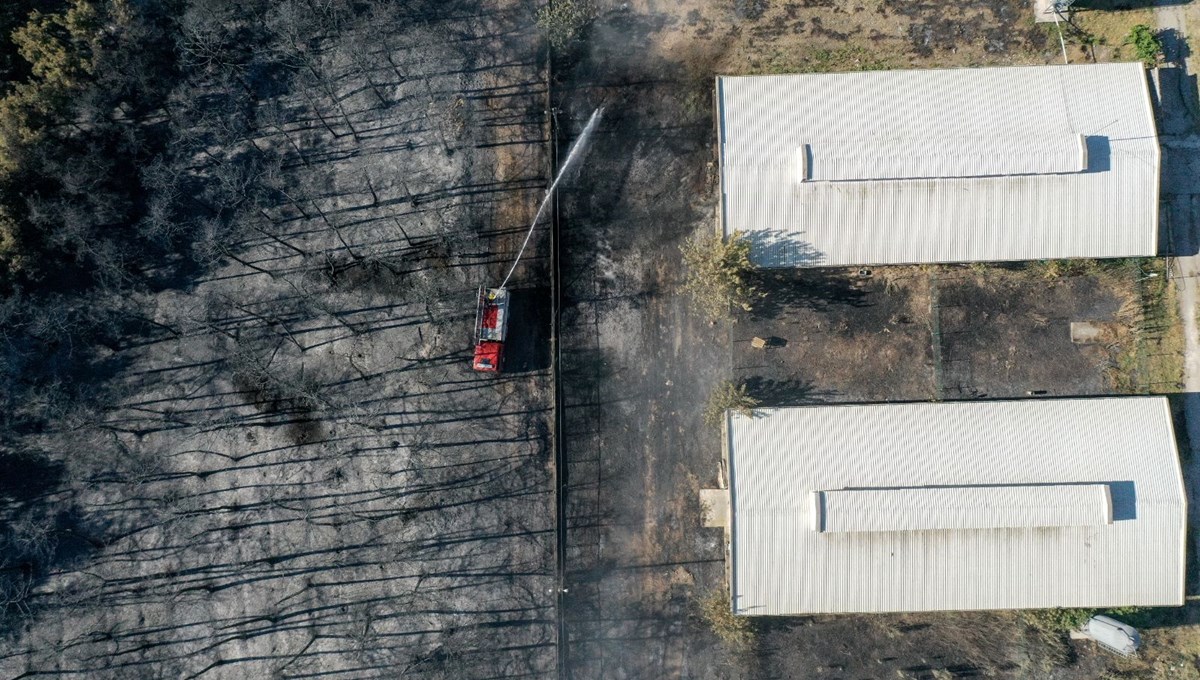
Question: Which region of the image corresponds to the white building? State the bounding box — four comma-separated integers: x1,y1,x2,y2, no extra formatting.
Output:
716,63,1160,267
724,397,1185,615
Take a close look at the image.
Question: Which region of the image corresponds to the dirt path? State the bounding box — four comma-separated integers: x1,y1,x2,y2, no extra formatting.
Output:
1170,192,1200,590
1157,0,1200,592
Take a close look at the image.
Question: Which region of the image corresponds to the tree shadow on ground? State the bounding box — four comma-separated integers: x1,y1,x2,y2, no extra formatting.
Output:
750,269,872,320
1154,27,1199,137
1161,26,1194,65
742,376,835,407
0,452,63,508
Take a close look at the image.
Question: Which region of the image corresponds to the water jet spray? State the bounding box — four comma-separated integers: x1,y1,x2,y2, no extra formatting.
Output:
472,107,604,373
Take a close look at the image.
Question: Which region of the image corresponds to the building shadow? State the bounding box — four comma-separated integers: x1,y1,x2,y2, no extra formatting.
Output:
1154,47,1199,138
750,269,871,320
742,376,835,407
1147,25,1199,255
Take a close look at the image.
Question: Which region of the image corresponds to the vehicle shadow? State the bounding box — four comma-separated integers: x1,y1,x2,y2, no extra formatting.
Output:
504,287,551,373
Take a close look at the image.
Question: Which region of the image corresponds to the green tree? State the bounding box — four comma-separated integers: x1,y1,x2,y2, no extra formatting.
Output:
681,230,762,321
0,1,45,86
0,205,27,275
0,0,124,174
12,0,102,87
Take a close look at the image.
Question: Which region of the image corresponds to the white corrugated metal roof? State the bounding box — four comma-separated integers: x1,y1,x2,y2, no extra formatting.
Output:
726,397,1185,614
816,484,1112,533
717,63,1160,267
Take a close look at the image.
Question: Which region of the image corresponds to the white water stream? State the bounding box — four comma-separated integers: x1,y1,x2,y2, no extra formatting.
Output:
499,107,604,289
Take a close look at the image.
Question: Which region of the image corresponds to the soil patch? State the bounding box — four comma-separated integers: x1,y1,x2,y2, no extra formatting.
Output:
734,268,933,403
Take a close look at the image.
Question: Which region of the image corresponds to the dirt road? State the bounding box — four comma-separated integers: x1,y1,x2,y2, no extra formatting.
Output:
1157,0,1200,592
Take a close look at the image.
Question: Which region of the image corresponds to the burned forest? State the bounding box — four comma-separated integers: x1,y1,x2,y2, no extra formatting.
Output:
0,1,555,678
2,0,1198,679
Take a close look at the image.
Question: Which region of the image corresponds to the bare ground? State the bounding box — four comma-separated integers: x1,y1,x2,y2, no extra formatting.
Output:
936,266,1130,399
734,269,935,404
732,263,1147,406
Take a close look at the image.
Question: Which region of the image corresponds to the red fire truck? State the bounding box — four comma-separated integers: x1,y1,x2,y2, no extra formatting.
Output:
472,287,509,372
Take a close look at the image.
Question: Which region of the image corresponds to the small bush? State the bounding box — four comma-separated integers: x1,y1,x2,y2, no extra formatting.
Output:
703,380,758,428
681,231,762,321
1029,258,1130,280
1125,24,1163,65
1032,259,1081,279
535,0,595,52
1022,607,1094,634
697,588,753,650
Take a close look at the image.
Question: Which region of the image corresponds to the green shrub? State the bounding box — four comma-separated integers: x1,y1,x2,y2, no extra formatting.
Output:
1125,24,1163,65
535,0,595,51
1022,607,1094,634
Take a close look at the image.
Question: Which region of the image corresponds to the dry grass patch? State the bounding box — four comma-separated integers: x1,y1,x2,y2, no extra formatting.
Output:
696,586,753,651
1102,260,1184,394
1103,624,1200,679
1071,6,1157,62
743,44,896,75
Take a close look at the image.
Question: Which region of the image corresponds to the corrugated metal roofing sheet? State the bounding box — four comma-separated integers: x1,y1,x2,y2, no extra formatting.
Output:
717,63,1160,267
726,397,1185,614
816,484,1112,534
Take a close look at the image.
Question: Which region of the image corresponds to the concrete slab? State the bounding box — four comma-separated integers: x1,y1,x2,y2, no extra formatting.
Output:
700,488,730,529
1071,321,1103,343
1070,321,1121,344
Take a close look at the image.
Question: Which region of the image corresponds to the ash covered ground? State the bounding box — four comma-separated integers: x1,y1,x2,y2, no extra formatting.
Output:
1,2,555,678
